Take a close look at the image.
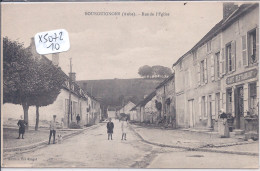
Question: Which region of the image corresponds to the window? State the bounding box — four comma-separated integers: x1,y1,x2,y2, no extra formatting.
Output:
207,41,212,53
249,83,257,115
248,29,257,65
226,43,232,72
216,52,220,78
201,96,206,117
215,93,220,117
200,59,207,84
227,89,232,114
200,60,205,83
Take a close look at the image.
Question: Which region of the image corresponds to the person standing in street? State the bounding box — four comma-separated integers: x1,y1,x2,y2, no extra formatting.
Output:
121,117,128,140
17,115,27,139
76,114,81,125
218,109,230,138
48,115,57,144
107,118,114,140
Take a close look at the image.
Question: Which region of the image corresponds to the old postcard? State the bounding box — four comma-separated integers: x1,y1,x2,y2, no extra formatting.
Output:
1,1,259,169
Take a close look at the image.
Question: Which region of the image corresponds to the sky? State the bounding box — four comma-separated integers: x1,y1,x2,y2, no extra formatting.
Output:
2,2,223,80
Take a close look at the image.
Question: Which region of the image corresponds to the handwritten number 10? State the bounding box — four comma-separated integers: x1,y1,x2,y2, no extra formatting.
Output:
47,43,60,50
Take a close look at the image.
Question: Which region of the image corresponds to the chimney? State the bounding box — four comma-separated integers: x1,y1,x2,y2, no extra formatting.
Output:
52,53,59,66
223,2,238,20
69,72,76,82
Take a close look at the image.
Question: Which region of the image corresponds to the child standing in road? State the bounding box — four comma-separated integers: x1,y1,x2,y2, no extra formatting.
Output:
107,118,114,140
121,117,128,140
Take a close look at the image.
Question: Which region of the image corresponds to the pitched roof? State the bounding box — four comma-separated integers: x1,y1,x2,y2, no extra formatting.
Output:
27,44,100,103
156,74,174,89
130,91,156,111
172,3,258,68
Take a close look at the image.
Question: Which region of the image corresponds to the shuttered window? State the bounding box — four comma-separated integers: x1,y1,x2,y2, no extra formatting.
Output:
231,41,236,72
226,43,232,72
204,59,208,83
248,29,257,65
200,60,205,83
220,48,225,76
211,55,215,81
215,52,220,78
197,62,200,87
242,35,248,66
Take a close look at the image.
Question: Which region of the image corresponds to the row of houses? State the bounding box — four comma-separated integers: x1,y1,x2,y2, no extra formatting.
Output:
3,38,102,128
129,3,259,133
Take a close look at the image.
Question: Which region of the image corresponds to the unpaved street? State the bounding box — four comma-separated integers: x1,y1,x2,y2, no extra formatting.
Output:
3,120,258,168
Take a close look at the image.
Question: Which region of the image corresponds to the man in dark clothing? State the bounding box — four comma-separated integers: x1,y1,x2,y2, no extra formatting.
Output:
76,114,81,124
17,115,27,139
107,118,114,140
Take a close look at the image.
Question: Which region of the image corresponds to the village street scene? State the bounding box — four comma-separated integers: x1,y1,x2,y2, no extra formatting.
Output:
2,2,259,169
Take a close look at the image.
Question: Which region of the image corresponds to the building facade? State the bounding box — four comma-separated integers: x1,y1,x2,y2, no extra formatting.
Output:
118,101,136,115
172,3,259,132
155,74,176,127
3,38,102,128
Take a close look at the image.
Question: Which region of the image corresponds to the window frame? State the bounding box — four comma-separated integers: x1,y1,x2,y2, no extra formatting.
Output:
248,28,257,65
226,43,232,73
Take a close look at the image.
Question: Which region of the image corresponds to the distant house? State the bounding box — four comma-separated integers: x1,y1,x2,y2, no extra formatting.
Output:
3,38,102,128
107,106,116,119
131,91,157,123
118,101,136,115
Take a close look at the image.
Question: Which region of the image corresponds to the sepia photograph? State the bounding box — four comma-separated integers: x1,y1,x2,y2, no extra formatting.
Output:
1,1,259,168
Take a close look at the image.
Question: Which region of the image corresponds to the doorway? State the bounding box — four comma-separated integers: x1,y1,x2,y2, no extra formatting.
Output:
188,99,195,127
236,86,244,129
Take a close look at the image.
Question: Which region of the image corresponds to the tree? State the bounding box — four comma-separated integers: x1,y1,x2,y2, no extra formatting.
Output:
138,65,153,78
3,37,37,129
3,37,66,130
152,65,172,78
32,56,66,130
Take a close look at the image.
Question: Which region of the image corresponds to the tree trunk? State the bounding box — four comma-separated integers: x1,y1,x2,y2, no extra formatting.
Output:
22,103,29,130
35,106,39,131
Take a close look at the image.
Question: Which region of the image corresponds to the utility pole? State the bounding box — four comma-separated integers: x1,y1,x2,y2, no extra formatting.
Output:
68,58,72,127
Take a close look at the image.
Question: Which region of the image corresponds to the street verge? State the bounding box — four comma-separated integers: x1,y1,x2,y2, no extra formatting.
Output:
129,124,258,156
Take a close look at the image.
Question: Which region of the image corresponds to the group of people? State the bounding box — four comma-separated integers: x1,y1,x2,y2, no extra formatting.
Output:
107,117,128,141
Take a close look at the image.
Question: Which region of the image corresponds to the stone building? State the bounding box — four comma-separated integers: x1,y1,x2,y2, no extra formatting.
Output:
172,3,259,133
118,101,136,115
3,38,102,128
155,74,176,127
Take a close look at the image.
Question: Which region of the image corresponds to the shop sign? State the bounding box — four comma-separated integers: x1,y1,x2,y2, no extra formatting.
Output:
226,69,258,85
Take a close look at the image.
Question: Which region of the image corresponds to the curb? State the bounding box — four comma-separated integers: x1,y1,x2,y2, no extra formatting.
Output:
129,124,259,156
3,123,103,153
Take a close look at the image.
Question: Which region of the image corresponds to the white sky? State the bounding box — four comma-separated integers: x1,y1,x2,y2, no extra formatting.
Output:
2,2,223,80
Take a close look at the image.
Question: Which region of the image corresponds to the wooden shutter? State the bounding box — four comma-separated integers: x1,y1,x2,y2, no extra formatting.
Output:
205,96,208,117
204,59,208,83
231,41,236,72
197,62,200,87
198,97,202,118
256,27,259,63
211,55,215,81
212,94,215,119
221,48,225,76
242,35,248,66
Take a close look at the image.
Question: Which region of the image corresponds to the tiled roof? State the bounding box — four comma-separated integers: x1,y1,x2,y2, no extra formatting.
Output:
172,3,258,68
130,91,156,111
34,53,99,103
